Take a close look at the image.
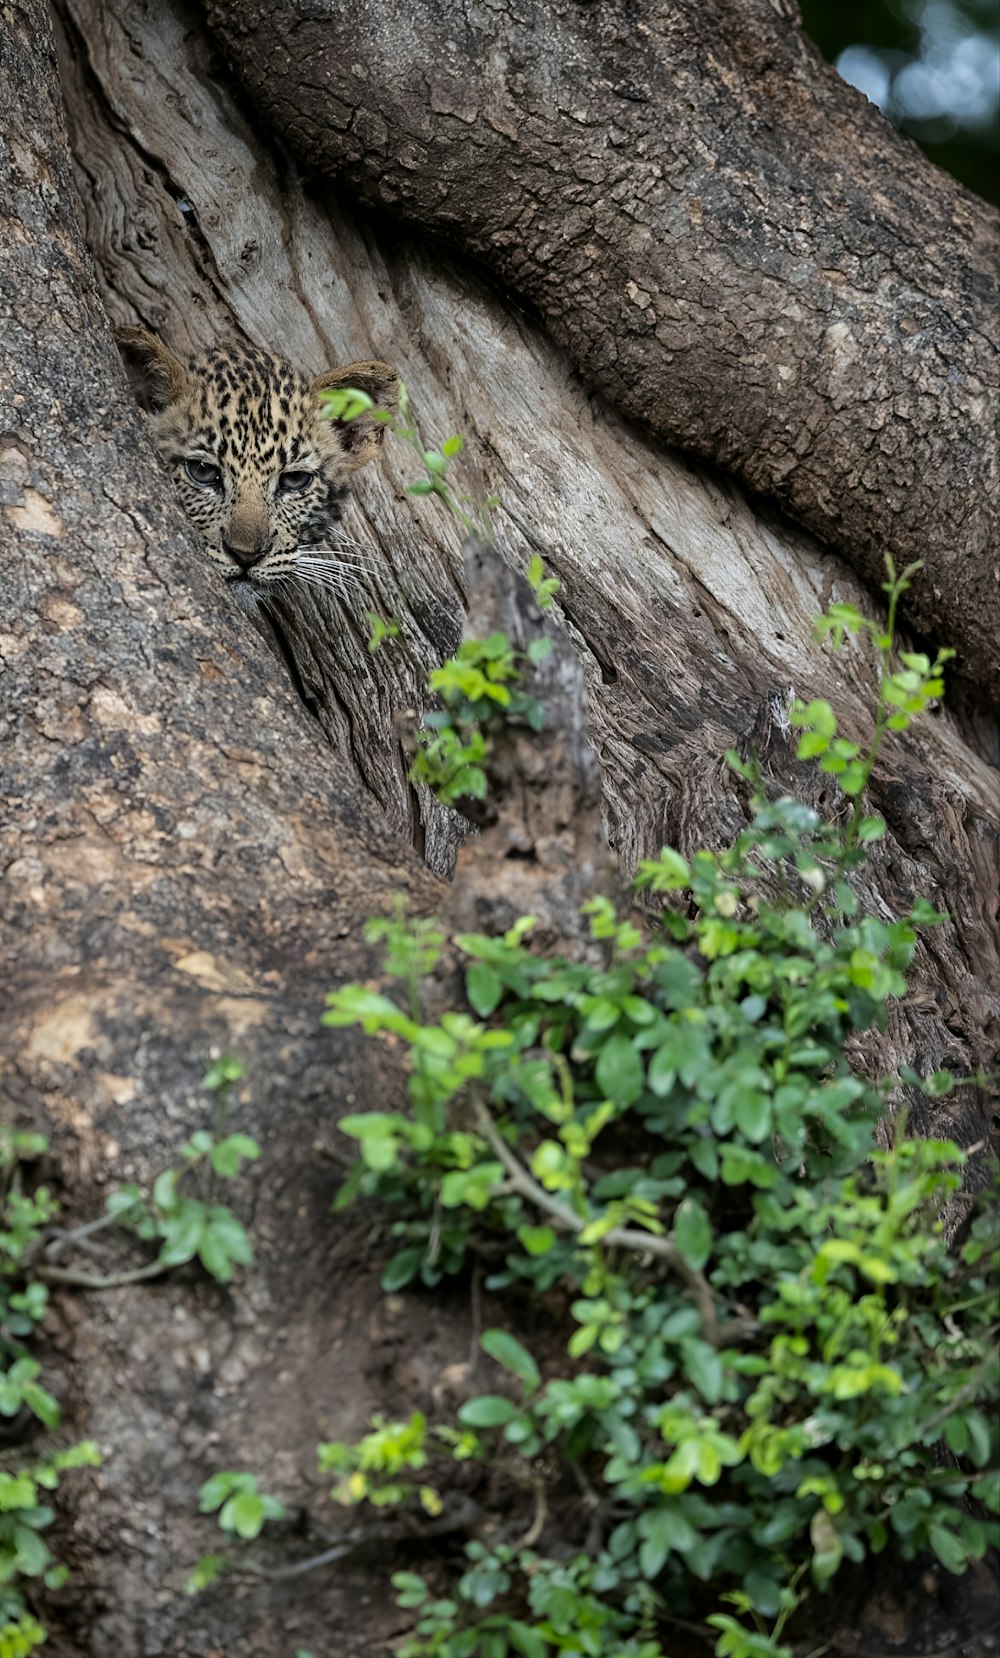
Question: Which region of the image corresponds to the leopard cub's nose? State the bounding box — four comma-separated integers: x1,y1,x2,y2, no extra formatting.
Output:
223,542,266,571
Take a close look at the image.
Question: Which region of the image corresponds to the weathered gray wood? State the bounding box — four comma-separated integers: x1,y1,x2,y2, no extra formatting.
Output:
204,0,1000,701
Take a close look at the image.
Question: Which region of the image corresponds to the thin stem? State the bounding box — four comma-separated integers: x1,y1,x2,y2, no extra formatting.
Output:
39,1259,170,1290
518,1475,548,1549
917,1346,1000,1438
41,1205,135,1261
473,1103,729,1345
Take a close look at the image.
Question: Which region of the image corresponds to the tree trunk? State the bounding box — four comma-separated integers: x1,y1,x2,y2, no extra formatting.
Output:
1,0,997,1652
204,0,1000,701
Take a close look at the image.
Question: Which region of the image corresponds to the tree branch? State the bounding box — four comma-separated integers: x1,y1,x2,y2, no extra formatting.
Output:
474,1102,722,1344
206,0,1000,695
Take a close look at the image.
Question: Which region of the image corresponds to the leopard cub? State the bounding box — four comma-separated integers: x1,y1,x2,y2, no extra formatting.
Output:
118,327,399,609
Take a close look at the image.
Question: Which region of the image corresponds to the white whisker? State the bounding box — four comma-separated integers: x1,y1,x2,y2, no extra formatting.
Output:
296,556,374,575
291,574,365,595
300,541,377,566
293,562,362,578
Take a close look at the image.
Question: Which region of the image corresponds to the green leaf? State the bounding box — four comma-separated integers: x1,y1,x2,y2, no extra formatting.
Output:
689,1139,718,1180
196,1208,254,1281
152,1168,180,1214
392,1571,430,1607
156,1199,206,1265
856,815,886,842
681,1338,724,1404
209,1134,260,1177
319,386,374,421
673,1197,712,1271
439,1162,503,1209
965,1411,992,1467
637,1507,697,1578
199,1472,242,1512
481,1330,541,1392
221,1490,267,1539
734,1091,771,1143
810,1507,843,1590
516,1224,556,1256
381,1247,425,1292
467,964,503,1017
21,1380,60,1430
185,1551,228,1591
509,1623,547,1658
458,1396,521,1428
13,1525,52,1578
594,1033,644,1105
647,1044,677,1097
202,1056,246,1091
928,1522,969,1575
743,1568,782,1617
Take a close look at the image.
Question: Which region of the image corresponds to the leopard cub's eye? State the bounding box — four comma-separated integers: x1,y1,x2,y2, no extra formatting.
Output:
278,469,314,494
184,457,222,489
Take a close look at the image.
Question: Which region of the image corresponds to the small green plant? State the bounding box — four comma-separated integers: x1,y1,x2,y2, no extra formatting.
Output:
366,611,402,652
318,568,999,1655
408,630,553,806
317,1412,474,1517
1,1129,103,1646
186,1471,287,1595
525,552,560,612
1,1130,55,1354
320,383,499,541
4,1066,260,1632
789,556,953,849
322,380,569,821
101,1058,258,1285
198,1470,286,1539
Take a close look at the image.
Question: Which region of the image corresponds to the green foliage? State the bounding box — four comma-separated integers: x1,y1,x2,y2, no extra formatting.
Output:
408,629,552,806
0,1443,102,1619
188,1471,286,1593
322,380,499,540
107,1058,258,1282
366,611,401,652
0,1610,47,1658
0,1147,97,1626
789,559,953,847
316,1411,476,1517
5,1071,260,1625
198,1470,286,1540
1,1130,56,1358
1,1130,105,1636
320,384,564,817
525,553,561,612
320,574,999,1654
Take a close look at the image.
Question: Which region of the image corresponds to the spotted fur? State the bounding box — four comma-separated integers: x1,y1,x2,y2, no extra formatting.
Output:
117,327,399,609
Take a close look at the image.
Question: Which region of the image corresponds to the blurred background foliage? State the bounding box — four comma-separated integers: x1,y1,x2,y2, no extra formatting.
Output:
800,0,999,206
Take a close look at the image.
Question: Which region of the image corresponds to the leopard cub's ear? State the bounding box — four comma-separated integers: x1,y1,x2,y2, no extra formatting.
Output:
311,359,400,471
115,325,190,414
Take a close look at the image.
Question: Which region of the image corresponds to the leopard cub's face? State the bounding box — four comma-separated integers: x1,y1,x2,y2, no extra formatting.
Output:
118,328,398,608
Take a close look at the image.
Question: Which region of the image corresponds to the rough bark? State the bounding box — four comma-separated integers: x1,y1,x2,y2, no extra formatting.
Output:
203,0,1000,700
53,0,999,1097
2,6,442,1652
0,0,997,1653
